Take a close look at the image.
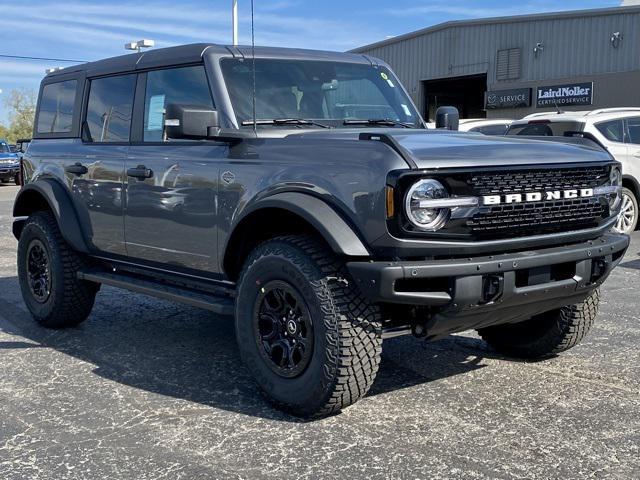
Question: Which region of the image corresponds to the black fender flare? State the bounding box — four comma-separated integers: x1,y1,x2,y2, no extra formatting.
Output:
13,178,90,253
230,191,370,257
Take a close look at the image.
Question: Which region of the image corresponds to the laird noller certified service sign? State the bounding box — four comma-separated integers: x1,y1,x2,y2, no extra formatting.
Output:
485,88,532,109
536,82,593,107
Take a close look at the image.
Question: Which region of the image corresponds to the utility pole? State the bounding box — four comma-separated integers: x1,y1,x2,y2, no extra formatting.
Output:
232,0,238,46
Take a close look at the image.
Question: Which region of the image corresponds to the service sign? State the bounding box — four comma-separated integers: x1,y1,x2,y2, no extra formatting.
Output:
485,88,532,109
536,82,593,107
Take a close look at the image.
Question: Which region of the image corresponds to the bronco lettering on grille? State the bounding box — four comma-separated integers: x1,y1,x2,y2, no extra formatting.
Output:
482,188,594,205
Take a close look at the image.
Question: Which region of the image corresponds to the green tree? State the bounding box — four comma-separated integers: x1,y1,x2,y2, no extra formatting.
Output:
2,89,36,143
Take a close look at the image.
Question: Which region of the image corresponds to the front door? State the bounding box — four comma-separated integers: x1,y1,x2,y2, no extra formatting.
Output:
124,65,223,272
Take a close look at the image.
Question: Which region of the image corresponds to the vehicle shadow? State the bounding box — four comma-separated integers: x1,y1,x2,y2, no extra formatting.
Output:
618,258,640,271
0,276,504,422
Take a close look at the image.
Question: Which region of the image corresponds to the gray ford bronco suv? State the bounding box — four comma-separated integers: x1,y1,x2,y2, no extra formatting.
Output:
14,44,629,417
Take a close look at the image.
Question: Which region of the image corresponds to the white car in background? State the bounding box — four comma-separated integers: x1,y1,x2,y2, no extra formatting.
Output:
507,108,640,234
426,118,512,135
458,118,512,135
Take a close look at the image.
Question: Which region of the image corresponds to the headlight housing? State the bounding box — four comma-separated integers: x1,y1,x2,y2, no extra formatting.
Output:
404,179,450,231
609,166,622,211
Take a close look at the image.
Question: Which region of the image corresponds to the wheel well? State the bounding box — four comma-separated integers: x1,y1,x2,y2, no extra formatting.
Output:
12,190,53,239
622,177,639,201
223,208,333,281
14,189,52,217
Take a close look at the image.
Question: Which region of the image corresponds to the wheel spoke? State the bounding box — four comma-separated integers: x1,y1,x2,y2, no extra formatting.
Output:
254,282,314,378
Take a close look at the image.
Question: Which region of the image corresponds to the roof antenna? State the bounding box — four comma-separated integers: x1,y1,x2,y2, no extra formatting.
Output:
554,101,564,115
251,0,257,134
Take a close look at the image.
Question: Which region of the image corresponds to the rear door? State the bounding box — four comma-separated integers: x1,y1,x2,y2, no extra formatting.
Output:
593,118,629,162
71,74,136,255
124,65,224,272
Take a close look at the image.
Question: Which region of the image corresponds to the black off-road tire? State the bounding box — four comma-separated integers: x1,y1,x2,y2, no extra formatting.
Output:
235,235,382,417
478,289,599,359
14,173,20,185
17,211,98,328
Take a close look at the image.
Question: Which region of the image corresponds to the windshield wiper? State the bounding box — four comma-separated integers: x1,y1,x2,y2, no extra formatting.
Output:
241,118,331,129
343,119,414,128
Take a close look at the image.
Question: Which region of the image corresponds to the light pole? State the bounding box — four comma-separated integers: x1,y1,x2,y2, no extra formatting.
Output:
125,39,155,53
232,0,238,46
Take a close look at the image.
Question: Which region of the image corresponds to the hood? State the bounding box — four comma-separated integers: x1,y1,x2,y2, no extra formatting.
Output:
0,153,18,162
289,129,613,169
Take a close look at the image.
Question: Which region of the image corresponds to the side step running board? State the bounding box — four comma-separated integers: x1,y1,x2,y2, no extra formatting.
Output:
78,270,235,316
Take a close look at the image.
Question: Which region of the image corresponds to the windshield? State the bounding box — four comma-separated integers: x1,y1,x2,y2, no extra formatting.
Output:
221,58,422,127
0,142,10,154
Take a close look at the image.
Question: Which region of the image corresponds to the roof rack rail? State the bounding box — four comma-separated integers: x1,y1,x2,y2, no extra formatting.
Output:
585,107,640,116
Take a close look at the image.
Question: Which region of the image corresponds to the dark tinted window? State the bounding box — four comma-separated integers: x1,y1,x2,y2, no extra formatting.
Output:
86,75,136,142
37,80,77,133
595,119,625,143
626,117,640,145
507,121,584,137
143,66,214,142
471,124,509,135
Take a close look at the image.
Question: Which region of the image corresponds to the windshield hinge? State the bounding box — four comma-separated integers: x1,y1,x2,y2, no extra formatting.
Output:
359,132,418,169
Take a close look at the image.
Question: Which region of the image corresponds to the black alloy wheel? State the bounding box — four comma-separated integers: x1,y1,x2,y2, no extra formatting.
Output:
26,239,52,303
254,280,314,378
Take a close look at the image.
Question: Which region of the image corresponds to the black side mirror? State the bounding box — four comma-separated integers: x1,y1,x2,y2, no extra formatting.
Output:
165,104,220,139
435,106,460,130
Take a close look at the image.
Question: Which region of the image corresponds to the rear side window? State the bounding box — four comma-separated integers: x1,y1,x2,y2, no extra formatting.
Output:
37,80,77,134
85,74,136,142
471,124,509,135
626,117,640,145
507,121,584,137
595,119,625,143
143,65,214,142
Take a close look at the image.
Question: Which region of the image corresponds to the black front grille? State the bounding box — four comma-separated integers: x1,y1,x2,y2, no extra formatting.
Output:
464,166,610,239
469,166,609,195
468,198,607,236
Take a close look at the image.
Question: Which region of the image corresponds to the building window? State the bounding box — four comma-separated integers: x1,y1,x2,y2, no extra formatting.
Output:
496,48,521,81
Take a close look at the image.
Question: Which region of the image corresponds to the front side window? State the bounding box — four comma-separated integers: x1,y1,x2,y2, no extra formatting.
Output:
85,74,136,142
626,117,640,145
221,59,420,127
143,65,214,142
37,80,77,134
595,119,625,143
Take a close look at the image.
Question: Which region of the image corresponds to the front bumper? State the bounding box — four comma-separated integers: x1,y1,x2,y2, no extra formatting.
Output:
348,233,629,335
0,166,19,178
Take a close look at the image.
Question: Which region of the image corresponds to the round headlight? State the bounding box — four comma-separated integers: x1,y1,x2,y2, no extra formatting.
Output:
405,179,449,231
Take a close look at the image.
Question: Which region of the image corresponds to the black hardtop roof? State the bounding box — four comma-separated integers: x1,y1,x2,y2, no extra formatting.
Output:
45,43,375,79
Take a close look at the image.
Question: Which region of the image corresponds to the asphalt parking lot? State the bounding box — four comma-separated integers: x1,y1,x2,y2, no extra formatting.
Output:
0,183,638,480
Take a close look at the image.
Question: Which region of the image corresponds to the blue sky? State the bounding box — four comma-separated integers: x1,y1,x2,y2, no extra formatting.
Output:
0,0,620,124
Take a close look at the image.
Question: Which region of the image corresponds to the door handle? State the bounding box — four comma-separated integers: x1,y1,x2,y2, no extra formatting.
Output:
127,165,153,179
65,162,88,176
